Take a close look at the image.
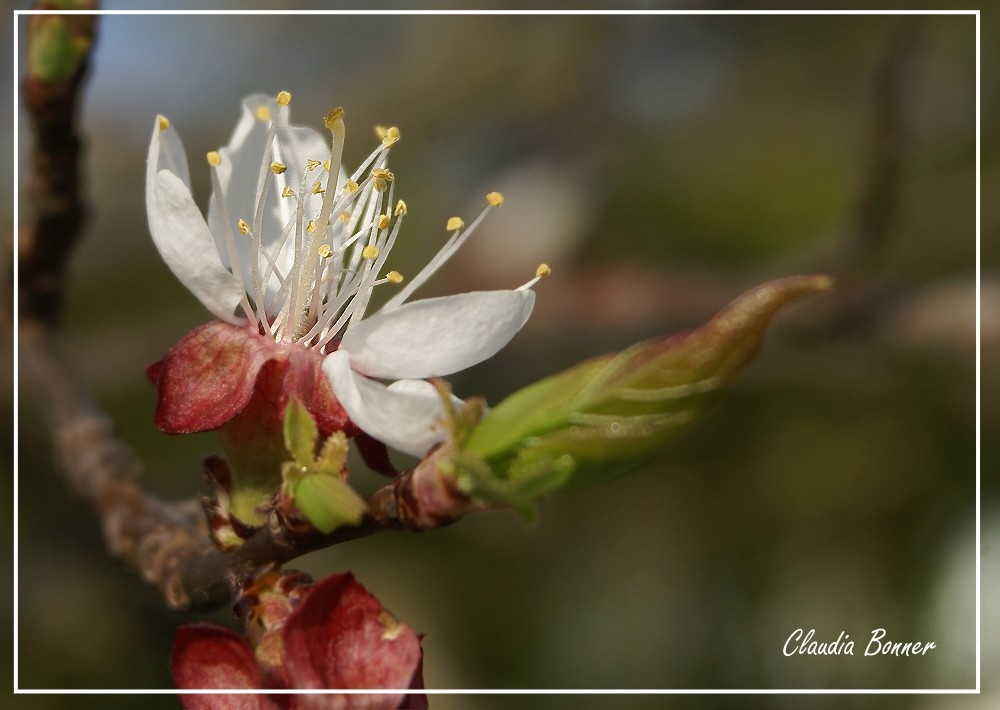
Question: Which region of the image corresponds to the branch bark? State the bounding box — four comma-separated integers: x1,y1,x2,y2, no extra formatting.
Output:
18,9,98,325
20,321,228,608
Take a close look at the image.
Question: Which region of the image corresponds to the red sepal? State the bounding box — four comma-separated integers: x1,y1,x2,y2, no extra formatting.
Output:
283,573,422,708
171,622,276,710
148,321,351,438
397,637,427,710
149,321,275,434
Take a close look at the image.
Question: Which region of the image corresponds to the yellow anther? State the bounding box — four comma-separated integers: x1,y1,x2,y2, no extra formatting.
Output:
371,169,394,192
306,220,317,233
270,162,287,174
344,179,359,194
362,245,380,260
281,185,295,198
446,216,465,231
276,91,291,106
381,126,401,147
255,105,271,122
378,214,390,230
375,125,388,139
339,211,351,223
206,151,222,167
386,270,404,284
394,200,408,216
324,107,345,130
318,244,333,258
237,218,251,235
311,180,325,195
486,191,505,207
323,159,331,171
536,263,552,279
157,115,170,131
307,159,323,171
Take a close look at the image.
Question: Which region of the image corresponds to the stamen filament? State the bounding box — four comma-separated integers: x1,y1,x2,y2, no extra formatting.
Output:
194,100,521,355
311,211,405,349
276,168,311,341
248,111,280,332
381,199,496,311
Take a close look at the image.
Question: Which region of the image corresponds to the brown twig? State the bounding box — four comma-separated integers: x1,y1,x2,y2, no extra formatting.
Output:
20,320,228,609
182,462,469,609
18,8,98,325
13,6,225,605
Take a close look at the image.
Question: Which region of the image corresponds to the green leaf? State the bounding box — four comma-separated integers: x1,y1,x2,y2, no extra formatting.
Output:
464,354,605,462
293,475,368,534
453,450,574,521
467,274,833,492
314,431,349,478
283,398,318,468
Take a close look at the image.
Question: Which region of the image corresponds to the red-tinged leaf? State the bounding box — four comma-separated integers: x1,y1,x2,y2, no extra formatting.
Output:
149,321,274,434
172,622,270,710
282,573,422,710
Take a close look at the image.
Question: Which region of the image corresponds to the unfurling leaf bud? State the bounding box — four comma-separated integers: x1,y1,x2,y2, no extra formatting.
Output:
27,10,96,84
465,275,833,493
280,401,367,534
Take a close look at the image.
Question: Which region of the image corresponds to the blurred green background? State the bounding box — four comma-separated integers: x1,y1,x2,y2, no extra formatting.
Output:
9,5,990,710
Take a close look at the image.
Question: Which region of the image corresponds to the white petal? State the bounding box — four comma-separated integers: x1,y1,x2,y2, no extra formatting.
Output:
206,95,276,277
206,95,334,309
148,169,245,324
146,117,243,322
322,351,454,458
147,115,192,187
341,290,536,379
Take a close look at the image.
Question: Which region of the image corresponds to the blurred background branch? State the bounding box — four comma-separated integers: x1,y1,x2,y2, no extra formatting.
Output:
17,2,97,325
14,3,233,611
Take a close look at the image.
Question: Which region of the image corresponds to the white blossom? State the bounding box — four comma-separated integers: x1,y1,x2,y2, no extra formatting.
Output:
146,91,547,457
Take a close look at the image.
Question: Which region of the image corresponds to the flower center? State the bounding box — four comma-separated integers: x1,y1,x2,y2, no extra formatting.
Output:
203,91,540,354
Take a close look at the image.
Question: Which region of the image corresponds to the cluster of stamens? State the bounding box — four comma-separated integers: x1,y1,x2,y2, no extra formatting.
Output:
172,90,549,353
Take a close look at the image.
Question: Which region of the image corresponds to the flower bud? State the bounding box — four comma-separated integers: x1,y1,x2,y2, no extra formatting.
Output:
173,571,425,704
